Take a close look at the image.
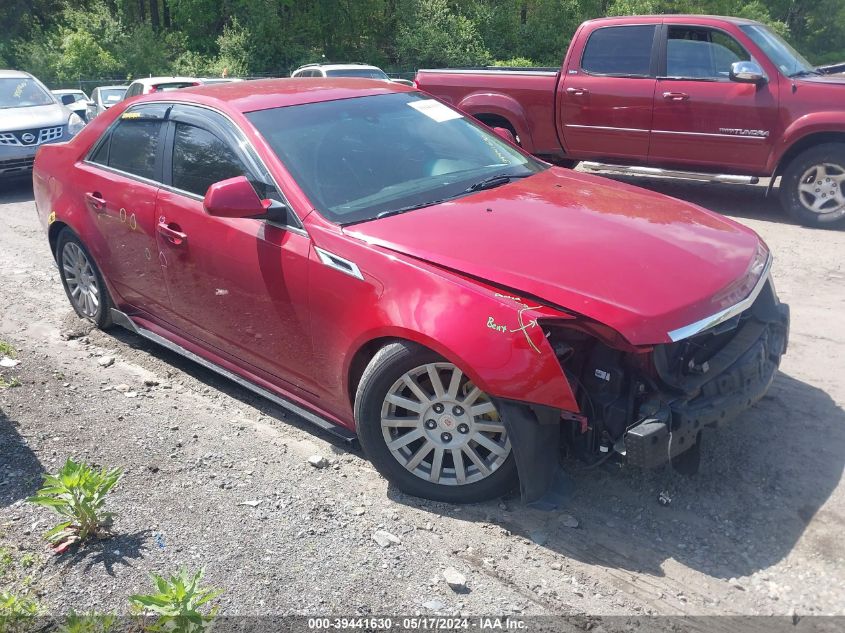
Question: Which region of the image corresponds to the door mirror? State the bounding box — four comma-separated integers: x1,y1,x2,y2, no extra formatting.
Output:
204,176,289,222
492,126,516,144
730,61,767,85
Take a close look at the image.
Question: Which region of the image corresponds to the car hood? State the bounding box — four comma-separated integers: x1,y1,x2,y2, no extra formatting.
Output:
796,74,845,86
0,103,68,131
345,168,764,345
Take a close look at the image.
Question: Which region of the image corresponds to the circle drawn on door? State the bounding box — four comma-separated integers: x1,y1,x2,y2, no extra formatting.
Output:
119,208,127,223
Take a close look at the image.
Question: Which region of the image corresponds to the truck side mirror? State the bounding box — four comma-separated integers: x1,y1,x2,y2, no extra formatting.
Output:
730,61,767,85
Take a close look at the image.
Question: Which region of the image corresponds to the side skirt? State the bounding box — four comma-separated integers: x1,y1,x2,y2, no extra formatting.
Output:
110,308,358,445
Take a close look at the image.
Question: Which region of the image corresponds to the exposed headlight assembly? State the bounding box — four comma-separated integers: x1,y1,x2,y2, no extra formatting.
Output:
67,112,85,136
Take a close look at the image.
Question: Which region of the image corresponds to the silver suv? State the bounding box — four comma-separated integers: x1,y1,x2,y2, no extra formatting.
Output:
0,70,85,178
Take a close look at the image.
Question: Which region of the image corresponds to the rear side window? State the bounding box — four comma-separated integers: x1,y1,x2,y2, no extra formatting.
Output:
581,25,656,76
108,119,161,180
171,123,246,196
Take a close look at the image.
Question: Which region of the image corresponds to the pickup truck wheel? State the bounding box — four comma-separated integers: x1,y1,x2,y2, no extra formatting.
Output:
781,143,845,227
354,342,517,502
56,229,113,329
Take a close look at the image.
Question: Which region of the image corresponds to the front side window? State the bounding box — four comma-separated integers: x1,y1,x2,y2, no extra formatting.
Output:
247,92,546,225
581,25,656,76
0,77,54,109
171,123,246,196
666,26,750,79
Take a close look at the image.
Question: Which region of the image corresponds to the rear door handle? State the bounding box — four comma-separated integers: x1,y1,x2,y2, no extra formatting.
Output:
663,91,690,101
157,219,187,246
566,87,589,96
85,192,106,212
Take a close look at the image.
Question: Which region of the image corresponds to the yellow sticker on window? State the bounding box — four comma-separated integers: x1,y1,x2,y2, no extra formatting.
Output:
121,112,141,120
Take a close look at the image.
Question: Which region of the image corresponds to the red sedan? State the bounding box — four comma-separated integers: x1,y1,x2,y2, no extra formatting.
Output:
33,79,789,504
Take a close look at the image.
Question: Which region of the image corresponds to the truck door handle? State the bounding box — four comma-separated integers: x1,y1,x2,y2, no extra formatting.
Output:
566,87,589,96
85,192,106,212
157,219,187,246
663,91,690,101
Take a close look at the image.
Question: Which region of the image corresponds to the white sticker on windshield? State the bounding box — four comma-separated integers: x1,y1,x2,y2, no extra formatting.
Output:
408,99,462,123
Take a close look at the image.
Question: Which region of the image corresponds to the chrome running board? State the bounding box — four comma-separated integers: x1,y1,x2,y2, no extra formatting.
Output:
580,162,759,185
110,309,357,444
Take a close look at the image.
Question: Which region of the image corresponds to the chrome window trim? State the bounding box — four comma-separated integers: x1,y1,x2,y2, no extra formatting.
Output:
651,129,767,140
667,255,772,342
314,247,364,281
565,124,649,133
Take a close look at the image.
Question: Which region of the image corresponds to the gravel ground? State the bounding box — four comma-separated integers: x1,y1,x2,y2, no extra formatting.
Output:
0,172,843,624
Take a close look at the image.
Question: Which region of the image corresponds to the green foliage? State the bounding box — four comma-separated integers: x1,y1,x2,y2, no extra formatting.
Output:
492,57,541,68
1,0,844,82
27,458,123,551
129,568,222,633
0,591,39,632
0,341,16,358
0,548,12,575
59,611,116,633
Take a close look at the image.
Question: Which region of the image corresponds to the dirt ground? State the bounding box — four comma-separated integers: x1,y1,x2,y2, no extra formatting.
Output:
0,172,843,625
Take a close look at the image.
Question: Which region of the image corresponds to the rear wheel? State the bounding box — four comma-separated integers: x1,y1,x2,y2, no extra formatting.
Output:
56,229,113,329
780,143,845,228
354,342,517,502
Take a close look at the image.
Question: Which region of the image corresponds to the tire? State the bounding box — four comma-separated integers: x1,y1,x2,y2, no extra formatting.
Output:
780,143,845,228
354,341,517,503
56,228,113,329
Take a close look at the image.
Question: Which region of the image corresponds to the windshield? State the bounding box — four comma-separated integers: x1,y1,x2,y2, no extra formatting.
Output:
326,68,389,80
247,92,546,224
153,82,197,92
101,88,126,104
740,24,815,77
0,77,54,109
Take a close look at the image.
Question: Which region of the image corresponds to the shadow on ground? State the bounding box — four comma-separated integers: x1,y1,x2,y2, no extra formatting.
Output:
60,528,152,576
0,405,46,508
389,370,845,581
0,177,35,204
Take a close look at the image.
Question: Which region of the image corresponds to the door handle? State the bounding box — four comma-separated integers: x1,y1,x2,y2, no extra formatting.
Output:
85,192,106,212
663,91,690,101
566,87,589,96
157,219,187,246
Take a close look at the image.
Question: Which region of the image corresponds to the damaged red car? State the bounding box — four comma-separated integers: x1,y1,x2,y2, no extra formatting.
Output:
33,79,789,503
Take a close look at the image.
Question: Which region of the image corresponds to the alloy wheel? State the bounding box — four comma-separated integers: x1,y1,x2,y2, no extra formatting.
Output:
61,242,100,318
380,362,511,486
798,162,845,217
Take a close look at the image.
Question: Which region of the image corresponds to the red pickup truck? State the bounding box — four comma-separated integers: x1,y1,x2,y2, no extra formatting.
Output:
415,15,845,228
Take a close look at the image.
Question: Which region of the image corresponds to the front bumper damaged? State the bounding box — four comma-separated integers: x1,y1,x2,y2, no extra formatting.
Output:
626,279,790,469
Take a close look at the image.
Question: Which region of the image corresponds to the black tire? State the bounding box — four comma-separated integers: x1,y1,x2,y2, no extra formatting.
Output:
780,143,845,228
56,228,113,329
354,341,517,503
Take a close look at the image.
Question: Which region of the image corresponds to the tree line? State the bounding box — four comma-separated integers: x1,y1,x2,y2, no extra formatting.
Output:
1,0,842,87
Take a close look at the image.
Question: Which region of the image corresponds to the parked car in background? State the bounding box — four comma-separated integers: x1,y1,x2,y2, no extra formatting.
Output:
292,62,412,85
417,14,845,228
52,89,90,121
0,70,85,178
199,77,245,84
122,77,201,99
86,85,128,120
32,78,788,503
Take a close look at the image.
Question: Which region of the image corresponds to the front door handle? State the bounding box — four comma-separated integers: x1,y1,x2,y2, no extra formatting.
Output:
566,87,589,96
85,192,106,212
157,219,187,246
663,91,690,101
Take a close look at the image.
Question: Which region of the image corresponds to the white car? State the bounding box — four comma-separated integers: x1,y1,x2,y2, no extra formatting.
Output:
51,88,90,121
122,76,201,99
86,85,128,120
290,63,413,85
1,70,85,177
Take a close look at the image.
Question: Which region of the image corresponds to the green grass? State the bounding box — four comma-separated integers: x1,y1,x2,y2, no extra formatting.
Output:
0,376,21,390
0,341,16,358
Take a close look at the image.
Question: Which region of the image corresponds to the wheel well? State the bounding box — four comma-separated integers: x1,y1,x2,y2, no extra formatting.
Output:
473,113,517,137
47,221,69,261
777,132,845,177
347,337,401,408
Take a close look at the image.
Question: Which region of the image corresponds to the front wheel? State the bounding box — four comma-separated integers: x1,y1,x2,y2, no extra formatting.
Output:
354,342,517,502
780,143,845,228
56,229,113,329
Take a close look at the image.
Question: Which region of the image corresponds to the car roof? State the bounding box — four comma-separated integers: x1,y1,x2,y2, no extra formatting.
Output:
295,63,383,71
145,77,412,113
0,69,33,79
52,89,86,94
584,14,763,26
129,76,200,86
97,85,129,90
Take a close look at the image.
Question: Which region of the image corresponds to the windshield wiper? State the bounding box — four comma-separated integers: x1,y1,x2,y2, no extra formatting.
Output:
463,172,533,193
788,68,822,78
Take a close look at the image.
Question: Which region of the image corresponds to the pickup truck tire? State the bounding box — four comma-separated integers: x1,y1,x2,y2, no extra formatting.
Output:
354,341,517,503
780,143,845,228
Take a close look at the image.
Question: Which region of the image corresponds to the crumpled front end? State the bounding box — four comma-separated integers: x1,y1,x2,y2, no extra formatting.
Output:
545,274,789,473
